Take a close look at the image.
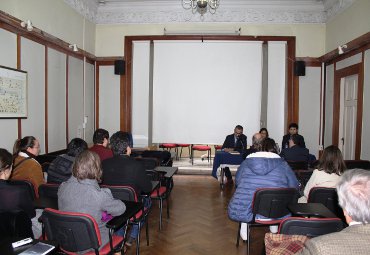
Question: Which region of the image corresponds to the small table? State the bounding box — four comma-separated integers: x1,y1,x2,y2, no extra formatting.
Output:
106,201,143,229
288,203,337,218
0,239,57,255
212,151,243,189
154,166,178,178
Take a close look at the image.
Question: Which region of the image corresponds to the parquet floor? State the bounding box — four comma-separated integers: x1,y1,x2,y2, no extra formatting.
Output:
125,175,268,255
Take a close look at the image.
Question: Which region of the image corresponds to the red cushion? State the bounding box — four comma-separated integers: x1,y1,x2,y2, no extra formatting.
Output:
160,143,177,148
192,145,211,151
177,144,190,147
215,145,222,150
150,186,167,198
61,235,123,255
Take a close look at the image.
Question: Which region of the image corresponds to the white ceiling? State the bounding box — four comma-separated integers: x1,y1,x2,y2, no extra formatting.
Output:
64,0,356,24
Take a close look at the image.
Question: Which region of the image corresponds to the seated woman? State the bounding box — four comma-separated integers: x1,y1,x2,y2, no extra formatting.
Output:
0,148,42,238
298,145,346,203
47,138,88,184
259,128,269,139
11,136,45,195
228,138,299,238
58,150,126,250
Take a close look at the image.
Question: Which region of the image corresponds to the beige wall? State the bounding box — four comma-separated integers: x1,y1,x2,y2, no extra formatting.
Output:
326,0,370,53
0,0,96,54
95,23,325,57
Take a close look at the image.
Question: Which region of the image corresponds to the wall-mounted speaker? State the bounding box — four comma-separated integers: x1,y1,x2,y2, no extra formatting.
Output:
294,61,306,76
114,60,125,75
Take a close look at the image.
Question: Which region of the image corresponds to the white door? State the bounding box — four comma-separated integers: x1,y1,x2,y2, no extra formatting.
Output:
338,74,358,160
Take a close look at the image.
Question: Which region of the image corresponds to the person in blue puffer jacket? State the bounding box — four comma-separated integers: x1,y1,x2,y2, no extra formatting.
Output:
228,137,299,225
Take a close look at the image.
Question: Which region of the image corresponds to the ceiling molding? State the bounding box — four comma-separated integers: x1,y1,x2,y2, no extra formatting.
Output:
63,0,355,24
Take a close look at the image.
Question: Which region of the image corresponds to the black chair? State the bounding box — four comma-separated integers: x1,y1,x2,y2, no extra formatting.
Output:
344,160,370,170
287,161,308,170
101,185,149,255
279,217,343,237
41,208,125,255
236,188,299,255
38,183,60,199
146,170,172,230
0,211,34,240
8,180,36,200
307,187,345,222
134,157,160,170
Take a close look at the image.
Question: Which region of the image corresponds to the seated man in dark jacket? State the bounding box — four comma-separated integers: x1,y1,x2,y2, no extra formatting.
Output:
281,123,306,150
221,125,247,183
280,134,309,162
47,138,87,184
102,131,152,246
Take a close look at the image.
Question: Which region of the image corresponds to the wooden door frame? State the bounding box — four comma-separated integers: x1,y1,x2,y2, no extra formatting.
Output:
332,63,363,159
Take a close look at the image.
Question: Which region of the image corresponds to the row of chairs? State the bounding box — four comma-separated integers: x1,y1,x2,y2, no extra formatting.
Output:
160,143,214,165
235,187,345,255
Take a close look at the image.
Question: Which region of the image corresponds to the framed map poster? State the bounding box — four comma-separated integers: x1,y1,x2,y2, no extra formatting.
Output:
0,65,28,118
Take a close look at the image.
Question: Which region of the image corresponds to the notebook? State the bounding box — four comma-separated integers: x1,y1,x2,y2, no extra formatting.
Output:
18,242,55,255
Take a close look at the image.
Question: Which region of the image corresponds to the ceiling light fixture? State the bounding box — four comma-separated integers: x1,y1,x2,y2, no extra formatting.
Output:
182,0,220,16
338,44,347,55
20,20,33,31
69,44,78,52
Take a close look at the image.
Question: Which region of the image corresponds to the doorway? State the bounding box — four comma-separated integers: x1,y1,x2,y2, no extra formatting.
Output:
332,63,363,160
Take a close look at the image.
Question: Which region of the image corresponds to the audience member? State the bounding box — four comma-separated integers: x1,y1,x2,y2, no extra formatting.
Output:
58,150,126,251
0,148,42,238
259,128,269,139
228,138,299,239
280,134,309,162
298,145,345,203
242,133,264,159
11,136,45,193
90,128,113,161
47,138,88,184
281,123,306,149
221,125,248,183
102,131,152,246
298,169,370,254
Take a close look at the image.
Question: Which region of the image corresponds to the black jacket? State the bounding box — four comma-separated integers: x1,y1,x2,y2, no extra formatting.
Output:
222,134,247,153
282,134,306,150
102,155,152,194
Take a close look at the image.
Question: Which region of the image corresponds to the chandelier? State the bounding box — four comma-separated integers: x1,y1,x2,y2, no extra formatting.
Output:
182,0,220,16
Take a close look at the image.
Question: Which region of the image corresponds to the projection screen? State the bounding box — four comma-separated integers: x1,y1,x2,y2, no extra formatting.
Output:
152,40,263,145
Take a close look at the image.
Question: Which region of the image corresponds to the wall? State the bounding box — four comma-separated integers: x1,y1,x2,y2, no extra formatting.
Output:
0,2,95,153
95,23,325,57
326,0,370,53
362,49,370,159
0,0,96,54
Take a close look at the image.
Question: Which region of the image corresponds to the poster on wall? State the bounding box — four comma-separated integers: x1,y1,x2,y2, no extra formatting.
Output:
0,65,27,118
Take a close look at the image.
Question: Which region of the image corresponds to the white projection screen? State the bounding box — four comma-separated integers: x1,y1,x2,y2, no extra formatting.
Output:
152,40,263,145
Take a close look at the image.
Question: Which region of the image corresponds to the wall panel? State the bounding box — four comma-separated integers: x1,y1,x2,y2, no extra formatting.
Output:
47,48,67,152
362,49,370,159
324,64,334,147
84,62,95,144
20,37,45,153
68,56,84,141
299,67,321,157
0,28,18,151
98,66,120,136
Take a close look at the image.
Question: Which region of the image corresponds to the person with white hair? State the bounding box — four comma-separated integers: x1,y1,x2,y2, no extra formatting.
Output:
299,169,370,254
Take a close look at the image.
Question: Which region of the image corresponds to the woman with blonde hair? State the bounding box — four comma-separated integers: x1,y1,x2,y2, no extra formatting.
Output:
298,145,346,203
58,150,126,250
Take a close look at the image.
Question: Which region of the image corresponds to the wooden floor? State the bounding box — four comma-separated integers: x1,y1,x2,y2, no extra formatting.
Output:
125,175,268,255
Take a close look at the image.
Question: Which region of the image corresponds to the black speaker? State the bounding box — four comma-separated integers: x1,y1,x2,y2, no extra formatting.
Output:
294,61,305,76
114,60,125,75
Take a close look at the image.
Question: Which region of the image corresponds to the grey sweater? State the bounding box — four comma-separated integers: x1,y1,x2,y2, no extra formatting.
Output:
58,176,126,247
